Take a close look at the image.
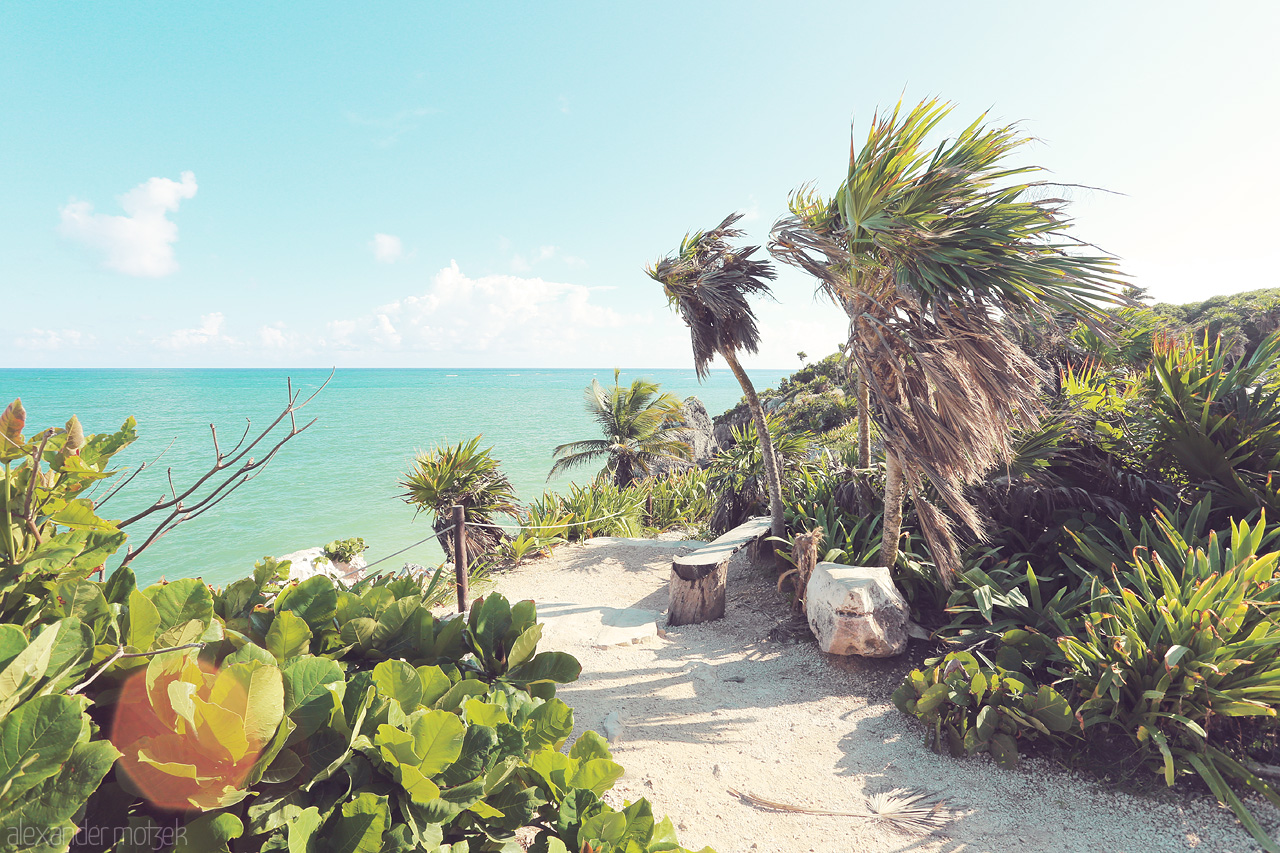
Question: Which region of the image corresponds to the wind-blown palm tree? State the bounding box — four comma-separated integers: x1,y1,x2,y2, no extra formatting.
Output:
550,370,692,487
646,213,787,541
770,98,1128,581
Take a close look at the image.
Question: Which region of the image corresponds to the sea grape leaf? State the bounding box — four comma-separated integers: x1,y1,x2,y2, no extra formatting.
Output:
172,812,244,853
144,578,214,632
1031,685,1074,733
433,679,487,712
329,791,389,853
408,709,466,776
417,665,451,708
462,698,509,729
507,624,542,670
267,611,313,661
989,732,1019,768
0,694,88,804
225,642,277,668
524,698,574,751
0,626,25,671
277,575,338,631
373,660,424,713
571,758,625,796
285,806,324,853
103,564,136,605
0,738,119,844
282,656,345,738
126,589,161,650
505,652,581,687
568,730,611,764
438,724,497,788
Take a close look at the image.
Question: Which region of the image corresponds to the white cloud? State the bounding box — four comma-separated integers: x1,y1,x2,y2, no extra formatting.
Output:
15,328,91,350
58,171,198,277
157,312,234,350
326,261,622,358
370,233,404,264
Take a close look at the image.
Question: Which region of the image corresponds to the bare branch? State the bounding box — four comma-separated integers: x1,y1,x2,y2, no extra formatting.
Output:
96,436,176,508
68,642,206,695
112,371,332,567
23,429,54,523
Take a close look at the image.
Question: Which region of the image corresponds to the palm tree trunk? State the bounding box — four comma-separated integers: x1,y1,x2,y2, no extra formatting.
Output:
857,369,871,468
721,348,786,542
878,451,905,568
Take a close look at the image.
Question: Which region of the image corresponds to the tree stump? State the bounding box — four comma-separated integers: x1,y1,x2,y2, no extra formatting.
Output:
668,517,770,626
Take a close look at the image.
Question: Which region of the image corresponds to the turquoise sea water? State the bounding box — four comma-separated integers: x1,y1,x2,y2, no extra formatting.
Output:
0,368,790,587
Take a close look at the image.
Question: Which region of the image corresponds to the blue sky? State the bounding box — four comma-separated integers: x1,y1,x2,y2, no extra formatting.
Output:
3,2,1277,368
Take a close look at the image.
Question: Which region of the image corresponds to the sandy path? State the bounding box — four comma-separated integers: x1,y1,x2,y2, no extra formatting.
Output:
483,536,1271,853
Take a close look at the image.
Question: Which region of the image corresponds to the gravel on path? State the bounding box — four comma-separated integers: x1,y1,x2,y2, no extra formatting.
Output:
483,536,1273,853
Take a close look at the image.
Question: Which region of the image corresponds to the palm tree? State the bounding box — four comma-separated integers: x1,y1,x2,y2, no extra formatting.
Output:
646,213,787,542
770,98,1128,581
550,370,692,487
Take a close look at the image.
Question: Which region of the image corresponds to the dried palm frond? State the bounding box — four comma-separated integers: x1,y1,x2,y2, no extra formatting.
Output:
727,787,950,834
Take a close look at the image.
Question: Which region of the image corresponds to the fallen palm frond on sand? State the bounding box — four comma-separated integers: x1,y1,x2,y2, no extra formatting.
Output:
728,787,951,834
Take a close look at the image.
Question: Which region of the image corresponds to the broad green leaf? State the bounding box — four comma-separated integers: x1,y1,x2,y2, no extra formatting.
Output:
329,791,389,853
463,698,509,728
505,651,581,687
0,622,61,718
507,623,542,670
1030,685,1074,733
127,588,161,650
0,738,119,845
143,578,214,632
408,709,466,776
373,660,424,713
103,564,137,604
0,626,25,671
276,575,338,631
0,694,87,803
285,806,324,853
571,758,624,796
524,698,573,751
989,732,1019,768
282,656,344,738
434,679,488,712
569,730,612,763
267,611,313,661
173,812,244,853
417,665,451,707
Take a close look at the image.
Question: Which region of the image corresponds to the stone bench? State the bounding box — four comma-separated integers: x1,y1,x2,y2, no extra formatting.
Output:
805,562,909,657
668,516,771,626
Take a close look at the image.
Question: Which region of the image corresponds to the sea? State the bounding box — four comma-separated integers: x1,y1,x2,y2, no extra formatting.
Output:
0,368,791,587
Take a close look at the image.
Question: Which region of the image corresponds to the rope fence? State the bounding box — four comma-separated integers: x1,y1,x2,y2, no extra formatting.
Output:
363,524,455,571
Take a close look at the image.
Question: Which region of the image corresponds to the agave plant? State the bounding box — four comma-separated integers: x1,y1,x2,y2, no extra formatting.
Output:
400,436,521,561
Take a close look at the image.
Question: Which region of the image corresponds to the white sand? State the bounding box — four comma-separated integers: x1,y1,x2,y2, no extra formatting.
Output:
483,536,1274,853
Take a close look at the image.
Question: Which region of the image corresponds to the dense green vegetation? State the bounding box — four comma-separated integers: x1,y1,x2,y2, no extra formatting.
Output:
0,405,712,853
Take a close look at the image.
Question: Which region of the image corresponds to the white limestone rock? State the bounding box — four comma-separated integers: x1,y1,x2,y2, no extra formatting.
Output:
279,547,366,585
805,562,909,657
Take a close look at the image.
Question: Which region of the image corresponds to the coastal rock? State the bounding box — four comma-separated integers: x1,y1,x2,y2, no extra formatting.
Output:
650,395,719,476
805,563,909,657
279,547,366,585
682,396,718,462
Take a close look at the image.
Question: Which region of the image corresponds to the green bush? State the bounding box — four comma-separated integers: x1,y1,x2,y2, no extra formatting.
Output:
0,406,714,853
322,537,368,563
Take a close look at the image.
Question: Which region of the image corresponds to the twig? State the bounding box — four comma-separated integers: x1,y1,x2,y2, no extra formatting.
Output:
95,436,176,508
67,642,206,695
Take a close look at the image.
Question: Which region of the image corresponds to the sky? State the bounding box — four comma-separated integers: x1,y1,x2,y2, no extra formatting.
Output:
2,2,1277,369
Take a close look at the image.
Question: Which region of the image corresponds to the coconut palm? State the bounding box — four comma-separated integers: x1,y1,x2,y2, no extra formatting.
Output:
550,370,692,487
770,98,1128,581
647,213,787,541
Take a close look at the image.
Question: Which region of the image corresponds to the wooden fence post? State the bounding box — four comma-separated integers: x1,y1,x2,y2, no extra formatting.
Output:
451,504,469,613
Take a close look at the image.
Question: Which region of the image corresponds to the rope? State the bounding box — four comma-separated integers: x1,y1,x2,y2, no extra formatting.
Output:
470,506,641,532
363,524,456,570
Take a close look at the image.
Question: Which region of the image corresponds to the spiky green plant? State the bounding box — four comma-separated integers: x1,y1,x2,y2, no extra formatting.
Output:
399,436,520,560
